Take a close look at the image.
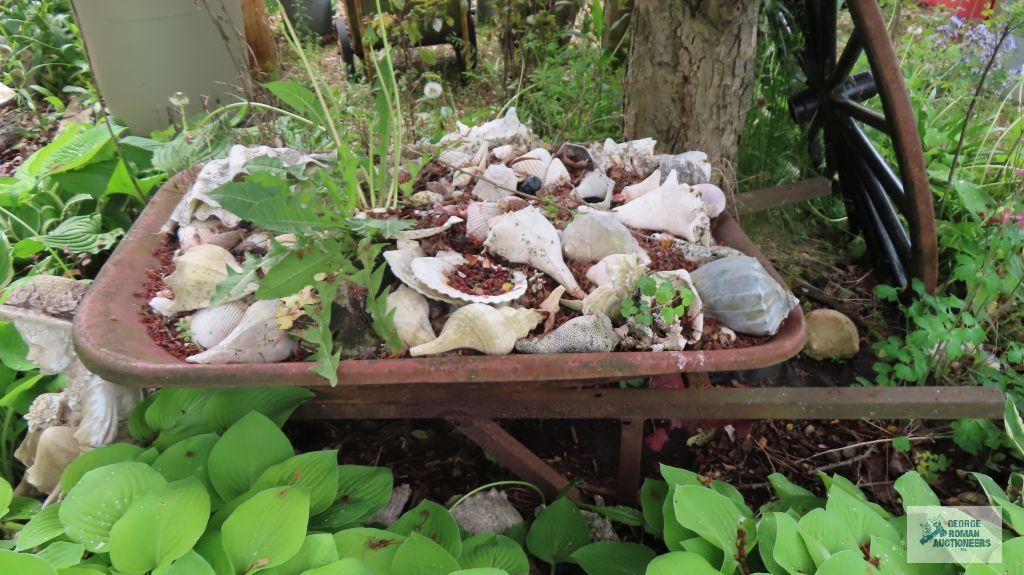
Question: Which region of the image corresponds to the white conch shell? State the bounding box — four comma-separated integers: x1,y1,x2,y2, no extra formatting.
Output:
693,183,727,218
409,304,543,356
620,170,661,203
575,170,615,209
386,285,436,348
159,244,244,314
395,215,464,241
515,314,619,354
561,211,649,264
612,170,710,244
190,301,248,349
186,300,296,364
585,254,645,298
466,201,503,242
652,269,704,344
473,164,517,201
542,158,571,189
511,148,552,181
411,255,528,305
483,206,585,298
383,243,462,304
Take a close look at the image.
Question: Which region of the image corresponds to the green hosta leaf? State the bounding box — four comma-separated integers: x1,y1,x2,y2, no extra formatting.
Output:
822,485,898,549
661,485,694,551
866,536,933,575
767,473,815,500
450,570,505,575
21,123,119,177
201,387,313,432
644,551,719,575
312,466,393,530
17,503,64,551
526,497,590,566
1006,399,1024,459
60,462,166,553
815,549,879,575
754,514,781,575
263,81,330,128
0,549,59,575
222,486,310,574
972,472,1024,535
128,392,157,442
264,534,338,575
458,534,528,575
640,479,667,536
571,541,656,575
0,231,13,289
579,504,645,527
333,528,406,575
389,500,462,558
0,323,33,371
252,451,339,515
673,485,754,573
137,447,160,465
195,531,234,575
35,541,84,569
301,559,374,575
893,471,940,511
34,215,122,255
61,443,145,492
389,533,459,575
0,476,11,518
4,496,41,521
109,478,211,574
152,433,219,496
57,567,106,575
208,412,294,501
159,550,215,575
771,512,813,575
146,389,212,432
679,537,723,567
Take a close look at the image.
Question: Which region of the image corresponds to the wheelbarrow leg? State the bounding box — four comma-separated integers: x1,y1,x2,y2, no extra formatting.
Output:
617,418,645,504
452,418,580,502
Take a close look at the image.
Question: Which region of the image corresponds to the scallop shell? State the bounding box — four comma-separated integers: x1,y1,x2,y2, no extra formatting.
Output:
542,158,571,189
473,163,517,201
383,243,463,305
186,299,296,364
160,244,244,313
411,255,528,305
395,215,464,241
611,170,710,244
620,170,661,203
515,314,619,354
386,285,436,348
560,211,649,264
483,206,585,298
575,170,615,209
511,148,552,181
190,301,248,349
693,183,727,218
409,303,543,357
466,201,504,242
585,254,645,298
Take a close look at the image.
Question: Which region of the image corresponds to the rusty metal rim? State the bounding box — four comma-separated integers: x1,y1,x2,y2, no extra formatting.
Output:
74,170,806,389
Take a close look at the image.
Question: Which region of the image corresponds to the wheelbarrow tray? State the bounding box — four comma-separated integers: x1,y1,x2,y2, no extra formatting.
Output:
73,170,807,389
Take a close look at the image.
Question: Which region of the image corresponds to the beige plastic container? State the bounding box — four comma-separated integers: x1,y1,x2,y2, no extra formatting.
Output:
71,0,250,134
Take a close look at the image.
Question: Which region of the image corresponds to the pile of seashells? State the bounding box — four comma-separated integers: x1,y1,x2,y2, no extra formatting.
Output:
147,109,799,364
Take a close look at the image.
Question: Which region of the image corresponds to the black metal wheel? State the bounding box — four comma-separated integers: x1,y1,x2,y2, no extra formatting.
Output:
789,0,938,292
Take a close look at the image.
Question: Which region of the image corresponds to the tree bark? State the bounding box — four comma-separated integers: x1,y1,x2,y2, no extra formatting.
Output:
623,0,760,166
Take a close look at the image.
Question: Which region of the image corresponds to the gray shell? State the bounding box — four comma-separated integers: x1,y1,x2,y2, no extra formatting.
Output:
690,256,799,336
515,314,619,354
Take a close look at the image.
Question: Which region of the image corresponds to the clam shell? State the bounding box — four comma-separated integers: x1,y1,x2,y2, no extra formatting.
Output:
395,215,464,241
542,158,571,189
620,170,661,203
411,255,528,305
611,169,710,244
466,201,503,242
483,206,585,298
186,299,297,364
386,285,436,348
409,303,543,357
511,148,552,181
472,163,517,201
190,301,248,349
161,244,244,313
515,314,619,354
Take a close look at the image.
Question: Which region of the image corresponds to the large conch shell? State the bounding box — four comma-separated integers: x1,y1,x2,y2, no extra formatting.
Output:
473,164,517,201
585,254,645,298
386,285,435,348
158,244,245,314
409,304,543,357
483,206,585,298
515,314,619,354
411,255,528,305
190,301,247,349
383,242,462,304
511,148,552,181
619,170,661,203
466,201,503,242
611,170,710,244
561,211,649,264
186,299,296,364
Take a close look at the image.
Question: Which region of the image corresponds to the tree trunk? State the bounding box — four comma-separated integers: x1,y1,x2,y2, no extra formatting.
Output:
623,0,760,166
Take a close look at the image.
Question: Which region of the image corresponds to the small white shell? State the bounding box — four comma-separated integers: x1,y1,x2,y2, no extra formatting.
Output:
693,183,727,218
383,243,463,304
575,170,615,209
542,158,571,189
411,255,528,305
466,201,504,242
190,301,248,349
511,148,552,181
484,206,585,298
386,285,436,348
186,299,296,364
473,164,517,201
410,303,543,356
395,215,464,241
620,170,661,203
160,244,244,314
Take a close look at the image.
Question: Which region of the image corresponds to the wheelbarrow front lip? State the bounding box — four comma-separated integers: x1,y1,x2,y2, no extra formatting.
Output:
73,170,807,389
